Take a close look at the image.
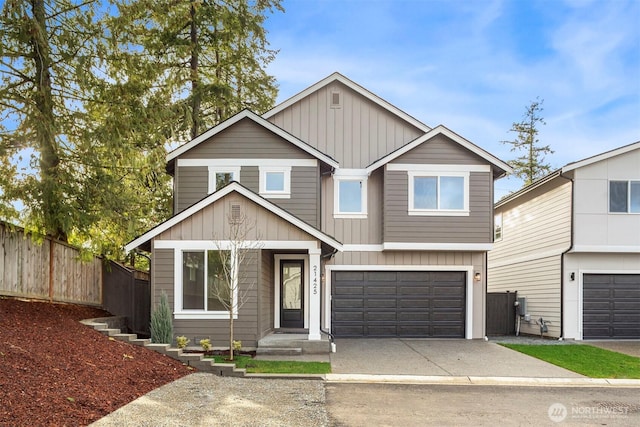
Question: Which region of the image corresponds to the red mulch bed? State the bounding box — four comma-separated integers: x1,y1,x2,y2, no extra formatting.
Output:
0,297,192,426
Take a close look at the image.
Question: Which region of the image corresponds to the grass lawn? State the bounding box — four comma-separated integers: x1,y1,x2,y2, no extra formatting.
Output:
206,355,331,374
501,344,640,379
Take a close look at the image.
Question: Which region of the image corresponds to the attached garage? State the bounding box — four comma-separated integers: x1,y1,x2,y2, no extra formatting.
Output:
583,274,640,339
331,270,466,338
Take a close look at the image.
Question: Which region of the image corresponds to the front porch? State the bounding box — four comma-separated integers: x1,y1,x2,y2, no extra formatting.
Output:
256,331,332,356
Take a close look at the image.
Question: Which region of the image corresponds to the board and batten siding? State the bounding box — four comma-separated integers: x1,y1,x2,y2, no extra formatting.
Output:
152,246,261,347
321,169,383,244
383,170,492,243
258,249,274,338
158,194,314,243
267,81,423,168
487,178,572,339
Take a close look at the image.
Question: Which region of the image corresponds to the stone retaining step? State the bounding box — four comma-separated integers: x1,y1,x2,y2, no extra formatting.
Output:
130,338,151,347
112,333,137,342
98,328,122,337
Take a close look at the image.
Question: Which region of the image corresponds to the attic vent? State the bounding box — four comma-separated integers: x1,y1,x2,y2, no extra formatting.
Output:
330,91,341,108
230,203,241,223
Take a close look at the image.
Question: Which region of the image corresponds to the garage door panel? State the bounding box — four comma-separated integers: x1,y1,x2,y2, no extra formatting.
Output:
583,274,640,339
334,299,363,309
334,271,365,281
334,285,364,296
332,270,466,338
334,311,364,322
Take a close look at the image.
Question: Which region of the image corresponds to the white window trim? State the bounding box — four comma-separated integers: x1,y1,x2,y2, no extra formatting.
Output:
494,212,503,241
608,180,640,214
407,171,469,216
208,166,241,194
333,169,368,219
174,247,239,320
259,166,291,199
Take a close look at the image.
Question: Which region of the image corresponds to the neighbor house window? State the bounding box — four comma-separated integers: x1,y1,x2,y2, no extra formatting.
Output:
609,180,640,213
334,170,368,218
494,213,503,241
408,171,469,215
259,166,291,198
208,167,240,193
181,250,232,312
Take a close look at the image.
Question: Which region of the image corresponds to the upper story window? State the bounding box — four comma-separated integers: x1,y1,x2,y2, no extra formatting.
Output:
494,213,503,241
609,180,640,213
208,166,240,194
408,171,469,216
259,166,291,198
334,170,368,219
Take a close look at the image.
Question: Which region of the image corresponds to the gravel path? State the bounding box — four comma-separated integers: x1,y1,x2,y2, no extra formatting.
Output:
90,373,330,427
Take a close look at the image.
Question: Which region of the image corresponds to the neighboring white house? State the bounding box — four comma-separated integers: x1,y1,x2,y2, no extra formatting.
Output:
488,141,640,340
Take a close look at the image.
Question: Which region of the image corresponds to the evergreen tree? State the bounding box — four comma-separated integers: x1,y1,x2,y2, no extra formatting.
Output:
502,98,554,186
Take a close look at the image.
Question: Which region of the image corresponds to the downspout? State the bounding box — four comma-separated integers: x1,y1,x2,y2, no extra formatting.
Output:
558,171,574,340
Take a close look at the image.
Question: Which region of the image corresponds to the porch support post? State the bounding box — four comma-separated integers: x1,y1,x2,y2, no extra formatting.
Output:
308,248,322,340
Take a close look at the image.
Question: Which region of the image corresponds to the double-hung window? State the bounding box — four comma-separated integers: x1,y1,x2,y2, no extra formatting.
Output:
494,213,503,241
609,180,640,213
178,249,235,319
208,166,240,193
408,171,469,216
334,170,368,218
259,166,291,198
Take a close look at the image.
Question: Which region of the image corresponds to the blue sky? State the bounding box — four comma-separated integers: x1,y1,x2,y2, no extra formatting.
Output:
263,0,640,197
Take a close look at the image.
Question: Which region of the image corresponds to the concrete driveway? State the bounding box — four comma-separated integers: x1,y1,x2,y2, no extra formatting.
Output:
329,338,583,377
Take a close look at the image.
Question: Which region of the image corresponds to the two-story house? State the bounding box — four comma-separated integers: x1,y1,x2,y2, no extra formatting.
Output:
488,142,640,340
126,73,511,351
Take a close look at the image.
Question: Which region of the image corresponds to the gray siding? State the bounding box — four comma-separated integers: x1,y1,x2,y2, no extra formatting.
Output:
393,134,487,165
181,118,313,159
258,250,274,338
152,246,261,348
175,166,207,213
268,81,424,168
383,170,492,243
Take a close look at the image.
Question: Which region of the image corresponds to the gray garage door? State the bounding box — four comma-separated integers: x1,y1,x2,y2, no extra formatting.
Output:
583,274,640,339
331,271,466,338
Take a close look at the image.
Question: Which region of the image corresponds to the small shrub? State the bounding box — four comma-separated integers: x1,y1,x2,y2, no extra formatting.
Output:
199,338,212,351
232,340,242,354
150,292,173,344
176,336,190,349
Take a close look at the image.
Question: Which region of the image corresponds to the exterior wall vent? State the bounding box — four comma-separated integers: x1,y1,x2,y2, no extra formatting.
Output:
330,91,341,109
230,203,241,223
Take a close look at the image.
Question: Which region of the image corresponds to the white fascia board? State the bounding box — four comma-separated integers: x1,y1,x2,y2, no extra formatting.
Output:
366,126,512,175
262,72,431,133
177,158,318,167
571,245,640,253
386,164,491,172
166,110,339,168
382,242,493,251
125,182,343,252
154,240,319,250
342,244,384,252
562,141,640,173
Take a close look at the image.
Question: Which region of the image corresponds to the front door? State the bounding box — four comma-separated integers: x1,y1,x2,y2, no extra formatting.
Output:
280,260,304,328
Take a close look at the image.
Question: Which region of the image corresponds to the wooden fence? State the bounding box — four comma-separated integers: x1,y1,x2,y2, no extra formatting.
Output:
0,223,102,306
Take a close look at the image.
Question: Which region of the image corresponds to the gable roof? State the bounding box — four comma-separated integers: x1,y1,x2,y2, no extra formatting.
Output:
561,140,640,173
124,182,343,253
166,109,339,169
365,125,513,176
263,72,432,133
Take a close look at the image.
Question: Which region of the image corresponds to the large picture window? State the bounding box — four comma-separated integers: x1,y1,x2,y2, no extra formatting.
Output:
182,250,231,312
610,180,640,213
408,171,469,215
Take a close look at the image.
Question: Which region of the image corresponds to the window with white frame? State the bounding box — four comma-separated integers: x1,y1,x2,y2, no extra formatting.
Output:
181,250,233,313
259,166,291,198
609,180,640,213
208,166,240,193
494,213,503,241
408,171,469,215
334,171,367,218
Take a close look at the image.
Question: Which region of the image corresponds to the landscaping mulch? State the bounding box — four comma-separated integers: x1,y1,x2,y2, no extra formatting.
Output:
0,297,192,426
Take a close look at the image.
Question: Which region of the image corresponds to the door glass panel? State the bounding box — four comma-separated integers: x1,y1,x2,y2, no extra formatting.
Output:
282,262,302,310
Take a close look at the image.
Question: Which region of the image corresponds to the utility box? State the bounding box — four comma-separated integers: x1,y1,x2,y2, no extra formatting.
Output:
517,297,527,316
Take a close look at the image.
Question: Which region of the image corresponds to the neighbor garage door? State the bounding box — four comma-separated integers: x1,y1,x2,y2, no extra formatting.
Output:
583,274,640,339
331,271,466,338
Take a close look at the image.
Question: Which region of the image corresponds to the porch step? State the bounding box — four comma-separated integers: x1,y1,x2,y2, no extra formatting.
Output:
256,347,303,356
